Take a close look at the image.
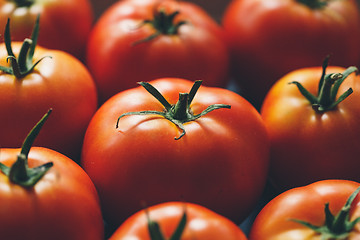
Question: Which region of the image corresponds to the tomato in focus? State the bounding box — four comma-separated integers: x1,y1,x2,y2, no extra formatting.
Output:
81,78,269,228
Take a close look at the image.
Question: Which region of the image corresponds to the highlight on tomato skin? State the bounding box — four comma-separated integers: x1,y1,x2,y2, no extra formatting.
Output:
109,202,248,240
81,77,270,229
249,180,360,240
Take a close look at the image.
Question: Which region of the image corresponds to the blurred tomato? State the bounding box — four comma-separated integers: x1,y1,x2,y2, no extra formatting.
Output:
86,0,229,103
223,0,360,108
0,0,94,60
110,202,247,240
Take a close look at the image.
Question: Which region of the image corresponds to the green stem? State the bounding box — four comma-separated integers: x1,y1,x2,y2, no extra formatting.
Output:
291,187,360,239
11,0,34,7
171,93,191,120
116,80,231,140
290,57,358,113
296,0,328,9
0,109,54,187
133,9,187,45
0,15,50,79
146,207,187,240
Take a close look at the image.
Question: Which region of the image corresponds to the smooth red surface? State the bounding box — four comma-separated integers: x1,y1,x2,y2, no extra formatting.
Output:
81,78,269,227
0,147,104,240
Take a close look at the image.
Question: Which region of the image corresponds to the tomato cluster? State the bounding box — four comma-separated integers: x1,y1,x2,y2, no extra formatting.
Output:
1,0,360,239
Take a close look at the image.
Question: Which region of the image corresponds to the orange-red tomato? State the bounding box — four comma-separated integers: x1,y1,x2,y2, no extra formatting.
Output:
261,63,360,190
86,0,229,103
0,147,104,240
81,78,269,228
0,42,98,161
110,202,248,240
223,0,360,108
249,180,360,240
0,0,93,60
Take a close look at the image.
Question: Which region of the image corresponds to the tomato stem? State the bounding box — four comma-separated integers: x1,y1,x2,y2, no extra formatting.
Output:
297,0,328,9
11,0,34,7
133,9,187,45
146,206,187,240
0,15,51,79
0,109,54,187
291,187,360,239
289,56,357,113
116,80,231,140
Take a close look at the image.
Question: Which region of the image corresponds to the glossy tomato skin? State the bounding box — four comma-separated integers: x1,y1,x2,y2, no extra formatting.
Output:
86,0,229,103
261,66,360,191
0,43,98,161
0,147,104,240
249,180,360,240
222,0,360,108
0,0,93,60
110,202,248,240
81,78,269,227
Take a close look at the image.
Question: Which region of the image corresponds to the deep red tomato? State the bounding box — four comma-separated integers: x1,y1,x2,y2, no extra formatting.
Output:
222,0,360,108
109,202,248,240
81,78,269,228
0,0,93,60
86,0,229,103
261,58,360,191
0,19,98,161
249,180,360,240
0,110,104,240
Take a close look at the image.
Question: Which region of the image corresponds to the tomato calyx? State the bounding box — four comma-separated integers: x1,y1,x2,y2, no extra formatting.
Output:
11,0,34,7
134,9,187,45
291,187,360,239
116,80,231,140
146,207,187,240
297,0,328,9
0,109,53,187
0,15,51,79
289,56,358,112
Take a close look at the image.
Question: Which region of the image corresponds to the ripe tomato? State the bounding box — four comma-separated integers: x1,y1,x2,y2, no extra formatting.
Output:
222,0,360,108
0,18,98,161
0,0,93,60
249,180,360,240
0,109,104,240
86,0,229,103
261,58,360,190
81,78,269,228
109,202,248,240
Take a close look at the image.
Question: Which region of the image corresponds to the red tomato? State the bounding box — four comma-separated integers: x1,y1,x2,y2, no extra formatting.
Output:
0,0,93,60
249,180,360,240
261,59,360,191
222,0,360,108
0,19,98,161
81,78,269,227
86,0,229,103
110,202,248,240
0,110,104,240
